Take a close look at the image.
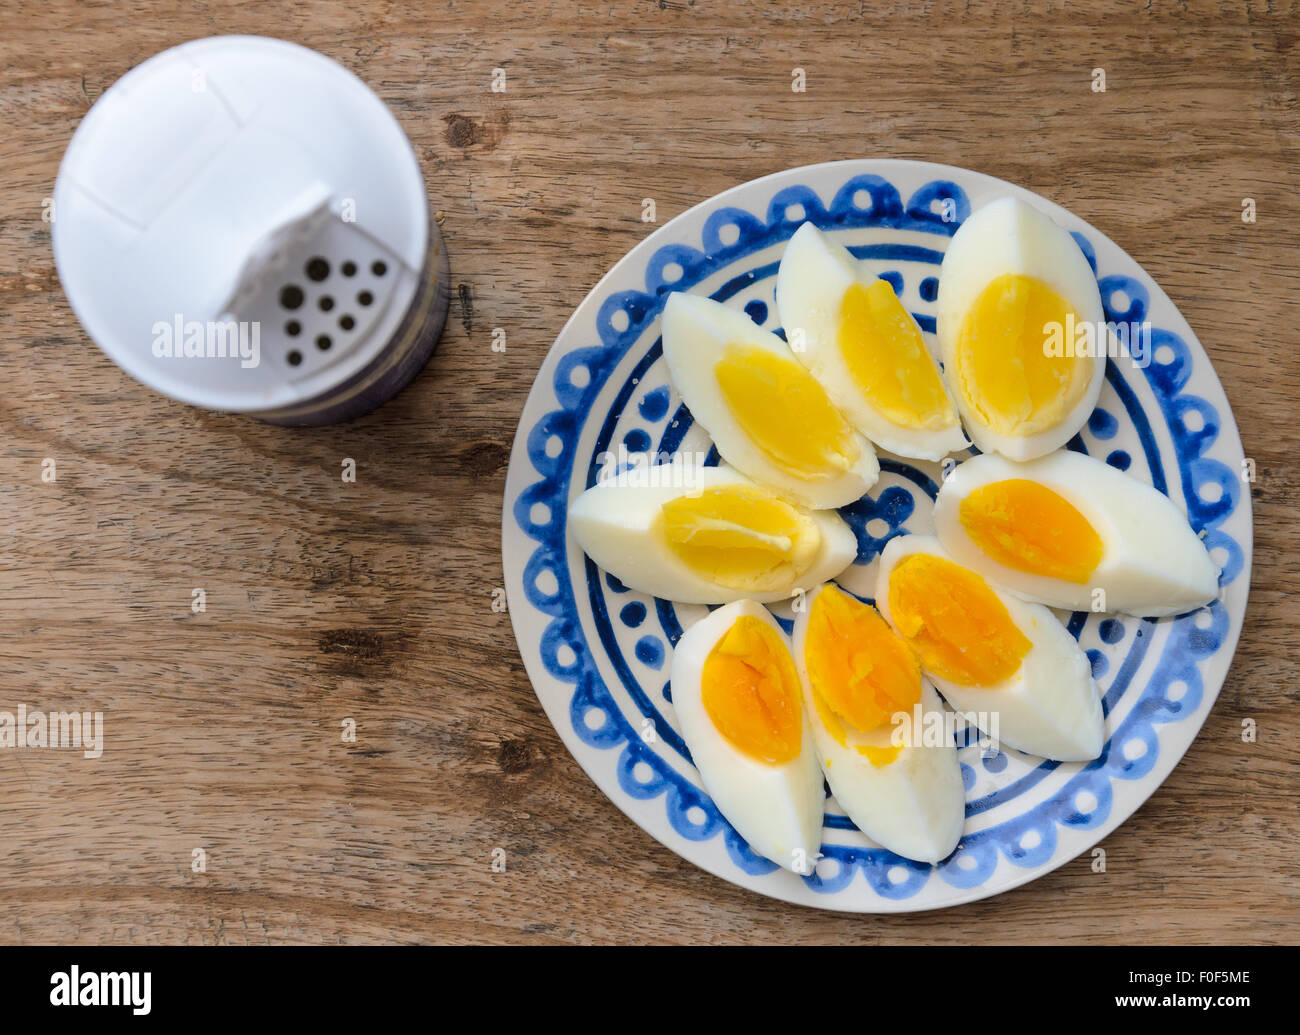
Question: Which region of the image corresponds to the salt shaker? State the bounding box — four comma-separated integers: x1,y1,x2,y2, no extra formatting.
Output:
52,35,449,425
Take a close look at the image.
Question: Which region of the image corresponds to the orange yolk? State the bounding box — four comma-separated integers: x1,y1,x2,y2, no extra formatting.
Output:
887,553,1031,687
714,344,860,481
701,615,802,765
959,478,1104,584
805,586,921,767
838,279,959,431
955,273,1091,435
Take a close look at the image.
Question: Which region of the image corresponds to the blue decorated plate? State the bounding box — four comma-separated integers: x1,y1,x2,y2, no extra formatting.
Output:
502,160,1252,911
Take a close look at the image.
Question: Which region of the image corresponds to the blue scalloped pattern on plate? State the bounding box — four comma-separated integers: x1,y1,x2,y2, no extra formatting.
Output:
511,174,1243,901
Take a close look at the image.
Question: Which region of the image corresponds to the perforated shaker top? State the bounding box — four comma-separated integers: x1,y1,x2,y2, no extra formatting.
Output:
52,35,429,412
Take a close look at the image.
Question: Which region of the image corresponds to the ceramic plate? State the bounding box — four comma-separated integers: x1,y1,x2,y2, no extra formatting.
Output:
501,160,1252,912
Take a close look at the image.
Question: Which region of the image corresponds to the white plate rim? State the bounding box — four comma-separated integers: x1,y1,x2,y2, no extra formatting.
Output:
501,158,1254,913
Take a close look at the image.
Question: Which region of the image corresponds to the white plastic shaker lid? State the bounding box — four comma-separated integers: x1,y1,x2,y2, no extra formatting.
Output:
52,35,430,413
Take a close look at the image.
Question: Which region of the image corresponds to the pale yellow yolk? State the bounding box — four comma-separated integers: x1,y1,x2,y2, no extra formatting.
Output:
959,479,1104,584
660,486,822,592
838,280,959,431
701,615,802,765
714,345,860,481
806,585,921,766
887,553,1031,687
955,273,1091,436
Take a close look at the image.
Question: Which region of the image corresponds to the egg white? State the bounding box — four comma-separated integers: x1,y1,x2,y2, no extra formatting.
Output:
875,535,1105,762
661,292,879,508
568,462,857,604
775,223,969,462
670,600,826,873
790,584,965,864
933,450,1220,617
936,197,1106,461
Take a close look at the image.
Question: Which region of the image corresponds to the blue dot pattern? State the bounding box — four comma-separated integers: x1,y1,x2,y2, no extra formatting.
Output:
511,171,1247,904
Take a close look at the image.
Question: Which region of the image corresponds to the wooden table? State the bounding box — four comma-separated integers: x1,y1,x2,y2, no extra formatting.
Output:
1,0,1295,945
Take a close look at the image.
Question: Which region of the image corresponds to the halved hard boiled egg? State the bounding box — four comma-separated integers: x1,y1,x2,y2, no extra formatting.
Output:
775,223,968,461
876,535,1104,762
937,197,1106,460
790,583,965,863
661,292,879,508
569,462,856,604
670,600,825,873
933,450,1219,617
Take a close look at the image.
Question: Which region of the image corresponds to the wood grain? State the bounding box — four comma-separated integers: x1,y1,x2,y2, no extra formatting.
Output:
0,0,1295,945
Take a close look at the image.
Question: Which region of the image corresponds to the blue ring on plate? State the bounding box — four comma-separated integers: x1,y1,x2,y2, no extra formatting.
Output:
513,174,1244,896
